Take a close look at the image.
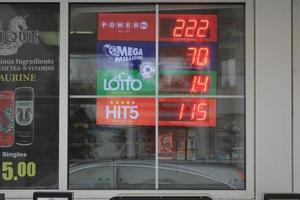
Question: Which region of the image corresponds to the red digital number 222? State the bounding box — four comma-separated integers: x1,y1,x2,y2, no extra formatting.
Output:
173,19,209,38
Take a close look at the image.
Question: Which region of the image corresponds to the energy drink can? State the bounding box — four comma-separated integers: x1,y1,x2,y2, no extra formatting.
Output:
0,90,15,147
15,87,34,146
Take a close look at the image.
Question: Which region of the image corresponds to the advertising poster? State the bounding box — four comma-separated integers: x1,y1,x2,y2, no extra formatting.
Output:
96,41,155,96
0,4,59,188
96,41,155,70
96,13,156,127
97,13,156,97
97,69,156,96
96,98,155,126
98,13,155,41
158,131,176,160
176,131,186,160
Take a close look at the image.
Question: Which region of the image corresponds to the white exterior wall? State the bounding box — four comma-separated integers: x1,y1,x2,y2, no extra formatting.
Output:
293,0,300,193
1,0,300,199
256,0,293,199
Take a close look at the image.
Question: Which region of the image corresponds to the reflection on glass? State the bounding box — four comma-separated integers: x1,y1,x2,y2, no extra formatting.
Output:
69,4,156,190
158,4,245,190
69,3,245,190
69,99,155,189
158,99,245,189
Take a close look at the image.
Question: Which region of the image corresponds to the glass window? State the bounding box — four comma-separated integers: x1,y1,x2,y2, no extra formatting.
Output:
69,3,245,190
158,4,245,190
0,3,59,189
69,4,156,190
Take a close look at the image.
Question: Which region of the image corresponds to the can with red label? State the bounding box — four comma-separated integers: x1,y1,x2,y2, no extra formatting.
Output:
0,90,15,147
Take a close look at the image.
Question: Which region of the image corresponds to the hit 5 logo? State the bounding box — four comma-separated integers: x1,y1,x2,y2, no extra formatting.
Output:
97,98,155,126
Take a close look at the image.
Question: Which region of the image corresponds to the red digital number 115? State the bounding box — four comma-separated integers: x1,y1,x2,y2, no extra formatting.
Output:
179,102,208,121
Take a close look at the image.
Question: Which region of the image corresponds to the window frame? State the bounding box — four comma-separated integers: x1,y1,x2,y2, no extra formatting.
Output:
293,0,300,193
0,0,254,199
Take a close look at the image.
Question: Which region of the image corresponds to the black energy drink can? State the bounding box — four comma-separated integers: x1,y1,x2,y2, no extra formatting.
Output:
15,87,34,146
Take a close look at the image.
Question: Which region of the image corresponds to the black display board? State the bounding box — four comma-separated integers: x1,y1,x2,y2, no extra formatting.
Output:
110,197,212,200
264,193,300,200
0,3,59,189
33,192,73,200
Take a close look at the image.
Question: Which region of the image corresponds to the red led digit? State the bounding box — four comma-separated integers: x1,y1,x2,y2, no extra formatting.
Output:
196,47,209,66
190,75,210,94
191,103,208,121
197,19,209,38
191,104,197,120
185,19,197,38
173,19,186,37
187,47,197,66
179,103,185,120
196,103,208,121
187,47,210,67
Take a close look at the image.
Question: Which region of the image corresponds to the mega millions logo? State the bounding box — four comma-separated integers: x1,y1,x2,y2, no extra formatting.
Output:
0,15,39,56
103,44,143,63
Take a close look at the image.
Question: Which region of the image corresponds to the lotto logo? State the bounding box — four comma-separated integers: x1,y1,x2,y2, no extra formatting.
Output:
103,72,143,92
97,69,156,96
98,13,155,41
96,98,155,126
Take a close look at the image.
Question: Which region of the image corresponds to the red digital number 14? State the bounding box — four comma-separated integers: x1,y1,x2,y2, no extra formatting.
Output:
190,75,210,94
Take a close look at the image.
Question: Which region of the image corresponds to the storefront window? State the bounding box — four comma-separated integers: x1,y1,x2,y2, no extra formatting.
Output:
69,4,156,190
69,3,245,190
0,3,60,189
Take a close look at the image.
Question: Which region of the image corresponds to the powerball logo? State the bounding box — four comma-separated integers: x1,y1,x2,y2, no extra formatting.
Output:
100,21,149,30
102,44,143,63
98,13,155,41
